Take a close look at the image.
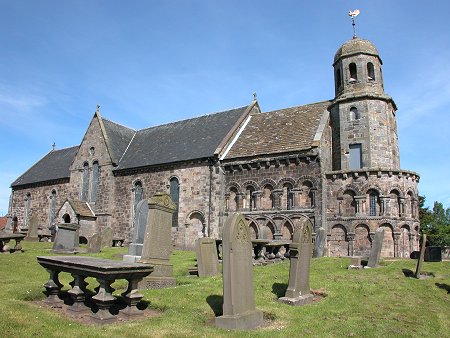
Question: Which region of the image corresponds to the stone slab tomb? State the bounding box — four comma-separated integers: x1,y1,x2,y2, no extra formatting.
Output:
138,193,177,289
215,213,263,330
279,222,314,306
52,223,80,254
414,234,427,279
366,227,385,268
195,237,219,277
25,215,39,242
123,199,148,263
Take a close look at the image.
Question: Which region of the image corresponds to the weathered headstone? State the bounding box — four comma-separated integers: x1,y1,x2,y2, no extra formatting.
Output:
215,213,263,330
123,199,148,263
195,237,219,277
25,215,39,242
279,223,314,305
87,233,101,253
138,193,177,289
348,256,363,269
313,227,326,258
414,234,427,279
366,228,385,268
52,223,80,253
101,227,113,248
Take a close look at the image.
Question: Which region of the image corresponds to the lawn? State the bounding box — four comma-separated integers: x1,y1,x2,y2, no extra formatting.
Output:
0,241,448,337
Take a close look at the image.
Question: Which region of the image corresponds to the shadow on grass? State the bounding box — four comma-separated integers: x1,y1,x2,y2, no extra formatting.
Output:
402,269,415,278
435,283,450,294
206,295,223,317
272,282,287,298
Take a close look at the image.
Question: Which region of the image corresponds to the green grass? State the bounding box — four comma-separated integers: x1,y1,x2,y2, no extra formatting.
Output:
0,241,449,337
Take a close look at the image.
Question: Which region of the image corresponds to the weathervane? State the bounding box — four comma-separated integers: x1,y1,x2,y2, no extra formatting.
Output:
253,92,257,101
52,142,56,151
348,9,360,39
96,104,100,113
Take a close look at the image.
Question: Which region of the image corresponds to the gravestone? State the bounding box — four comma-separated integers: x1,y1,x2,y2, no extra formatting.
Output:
138,193,177,289
348,256,363,270
101,227,113,248
25,215,39,241
123,199,148,263
279,223,314,305
414,234,427,279
195,237,219,277
366,228,385,268
87,233,101,253
53,223,80,253
215,213,263,330
313,227,326,258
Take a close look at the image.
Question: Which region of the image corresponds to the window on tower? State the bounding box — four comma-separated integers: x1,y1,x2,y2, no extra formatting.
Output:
367,62,375,81
336,68,342,89
349,63,358,82
350,107,360,121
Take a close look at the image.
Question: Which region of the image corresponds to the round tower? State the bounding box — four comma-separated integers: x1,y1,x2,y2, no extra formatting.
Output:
329,37,400,171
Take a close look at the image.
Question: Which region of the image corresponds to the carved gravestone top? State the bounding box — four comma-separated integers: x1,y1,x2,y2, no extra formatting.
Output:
25,215,39,241
367,227,385,268
195,237,219,277
414,234,427,279
279,222,314,305
215,213,263,330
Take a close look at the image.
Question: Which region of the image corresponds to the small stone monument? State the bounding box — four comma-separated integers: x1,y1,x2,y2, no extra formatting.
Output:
414,234,427,279
25,215,39,241
52,223,80,253
195,237,219,277
123,199,148,263
87,233,102,253
215,213,263,330
138,193,177,289
348,256,363,269
366,228,385,268
279,223,314,305
101,227,113,248
313,227,326,258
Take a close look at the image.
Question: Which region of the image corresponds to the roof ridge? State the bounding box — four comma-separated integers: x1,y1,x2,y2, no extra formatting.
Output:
264,100,332,113
136,105,250,133
102,116,136,132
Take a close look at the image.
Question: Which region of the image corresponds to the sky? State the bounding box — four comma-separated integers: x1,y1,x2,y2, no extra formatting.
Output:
1,0,449,215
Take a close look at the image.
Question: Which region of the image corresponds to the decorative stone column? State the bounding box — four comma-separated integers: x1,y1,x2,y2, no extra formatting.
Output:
399,197,405,217
252,191,261,211
347,233,355,256
408,233,415,256
393,232,401,258
337,197,343,216
355,196,366,216
291,188,302,209
236,193,245,211
224,193,230,213
380,196,389,216
310,188,317,208
272,189,283,210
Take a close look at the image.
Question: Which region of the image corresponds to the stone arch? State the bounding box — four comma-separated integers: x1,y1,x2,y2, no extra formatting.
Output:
227,187,239,212
366,188,381,216
289,214,314,232
242,180,259,191
379,223,394,258
276,177,296,189
259,178,277,189
341,189,357,216
278,178,295,210
185,210,206,239
388,189,401,217
329,224,349,257
281,220,294,240
242,181,258,211
354,224,371,257
296,175,317,189
260,220,275,240
399,224,411,258
261,180,275,210
245,216,260,240
62,213,71,223
225,181,241,193
405,190,415,218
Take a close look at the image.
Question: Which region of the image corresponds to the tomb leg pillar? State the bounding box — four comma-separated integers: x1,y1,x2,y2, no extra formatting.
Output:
43,269,63,307
91,279,116,322
68,274,88,312
122,278,145,316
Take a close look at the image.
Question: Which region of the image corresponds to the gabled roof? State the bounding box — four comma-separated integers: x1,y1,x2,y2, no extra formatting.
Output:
11,146,79,188
224,101,331,160
101,118,135,165
115,105,250,170
62,199,95,218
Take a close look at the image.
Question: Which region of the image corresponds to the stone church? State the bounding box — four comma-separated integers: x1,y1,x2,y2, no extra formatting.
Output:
8,36,420,257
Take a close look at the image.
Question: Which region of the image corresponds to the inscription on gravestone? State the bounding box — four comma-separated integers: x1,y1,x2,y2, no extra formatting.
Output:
195,237,219,277
215,213,263,330
279,222,314,305
367,227,384,268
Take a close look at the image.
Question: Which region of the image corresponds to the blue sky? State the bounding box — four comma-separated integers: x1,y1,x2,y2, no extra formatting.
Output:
1,0,449,215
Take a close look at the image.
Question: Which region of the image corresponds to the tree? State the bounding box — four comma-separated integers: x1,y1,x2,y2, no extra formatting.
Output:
419,196,450,247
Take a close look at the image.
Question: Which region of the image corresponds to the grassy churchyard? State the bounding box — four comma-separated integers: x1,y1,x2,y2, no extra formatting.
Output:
0,241,448,338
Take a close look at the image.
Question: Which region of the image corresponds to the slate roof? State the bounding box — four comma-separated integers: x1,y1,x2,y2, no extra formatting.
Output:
101,118,135,165
65,200,95,218
115,105,249,170
224,101,331,159
11,146,79,187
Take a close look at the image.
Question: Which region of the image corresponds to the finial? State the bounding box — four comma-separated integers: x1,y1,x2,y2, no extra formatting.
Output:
348,9,360,39
96,104,100,113
253,92,257,101
52,142,56,151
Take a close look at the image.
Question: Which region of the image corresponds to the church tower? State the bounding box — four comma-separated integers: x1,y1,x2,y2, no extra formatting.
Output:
329,38,400,171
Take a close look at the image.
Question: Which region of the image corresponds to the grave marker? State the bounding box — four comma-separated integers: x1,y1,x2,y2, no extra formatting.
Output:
313,227,326,258
367,227,384,268
414,234,427,279
25,215,39,241
87,233,101,253
215,213,263,330
279,223,314,305
123,199,148,263
52,223,80,253
195,237,219,277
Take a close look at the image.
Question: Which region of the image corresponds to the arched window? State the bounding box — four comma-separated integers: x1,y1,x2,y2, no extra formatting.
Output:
134,181,143,212
63,214,71,223
169,177,180,227
90,161,99,202
81,162,90,202
49,190,57,226
369,191,377,216
349,63,357,81
350,107,360,121
335,68,342,89
245,186,255,211
367,62,375,81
